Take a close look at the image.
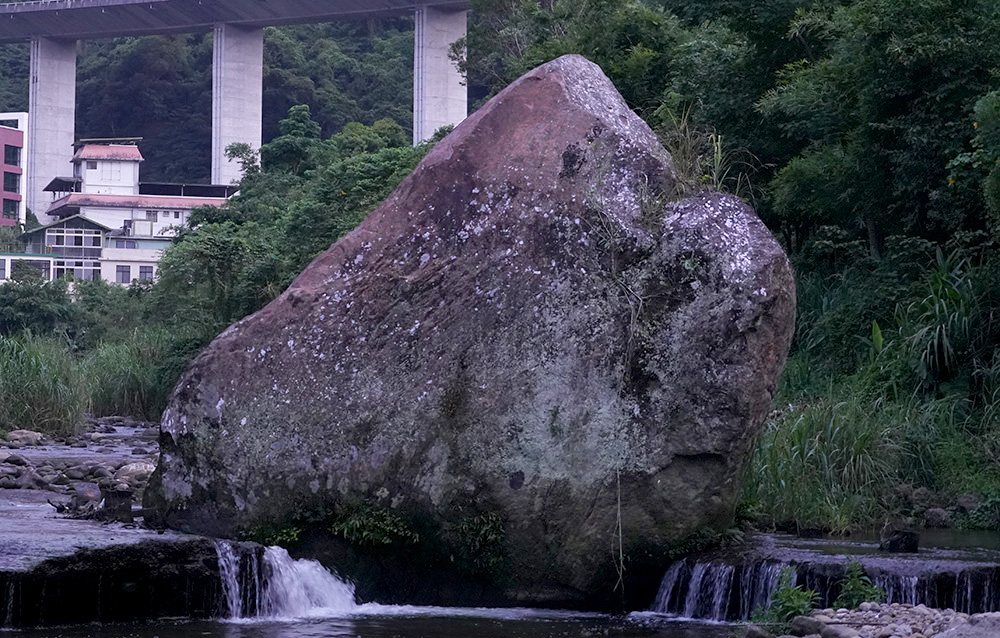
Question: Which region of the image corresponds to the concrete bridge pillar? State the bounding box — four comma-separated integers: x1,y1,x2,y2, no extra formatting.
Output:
413,6,467,144
28,37,76,221
212,24,263,185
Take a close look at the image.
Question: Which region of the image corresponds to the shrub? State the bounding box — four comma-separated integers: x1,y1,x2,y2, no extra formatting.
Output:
744,388,904,533
455,512,506,574
82,327,207,421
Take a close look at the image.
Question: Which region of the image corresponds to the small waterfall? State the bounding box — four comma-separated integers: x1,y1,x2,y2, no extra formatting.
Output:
213,542,356,620
651,538,1000,622
738,561,783,620
875,574,918,605
681,562,709,618
2,578,14,628
258,546,357,618
214,540,243,618
653,559,781,621
652,562,685,613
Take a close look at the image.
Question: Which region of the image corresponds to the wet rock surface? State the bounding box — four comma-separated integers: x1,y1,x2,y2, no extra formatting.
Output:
148,54,795,607
0,417,159,506
935,611,1000,637
0,417,259,628
0,417,171,573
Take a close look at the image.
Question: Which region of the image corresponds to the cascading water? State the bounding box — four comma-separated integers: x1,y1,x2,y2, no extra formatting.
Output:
258,546,357,618
875,574,919,605
3,578,14,628
652,559,783,621
214,540,243,618
213,541,357,620
650,533,1000,622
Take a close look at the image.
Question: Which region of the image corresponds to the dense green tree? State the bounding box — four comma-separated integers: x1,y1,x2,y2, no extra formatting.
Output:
260,104,323,175
0,274,73,335
760,0,1000,253
152,221,277,330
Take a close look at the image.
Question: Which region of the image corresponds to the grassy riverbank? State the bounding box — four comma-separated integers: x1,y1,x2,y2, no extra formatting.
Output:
743,236,1000,533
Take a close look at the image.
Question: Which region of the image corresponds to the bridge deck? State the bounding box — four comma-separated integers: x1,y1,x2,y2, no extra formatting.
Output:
0,0,468,43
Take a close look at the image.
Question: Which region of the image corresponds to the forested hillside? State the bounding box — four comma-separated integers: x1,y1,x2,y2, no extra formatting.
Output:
4,0,1000,535
0,18,415,181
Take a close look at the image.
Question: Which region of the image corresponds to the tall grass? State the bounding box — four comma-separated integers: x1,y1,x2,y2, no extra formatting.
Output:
0,328,206,435
0,335,88,437
82,328,205,421
744,236,1000,532
744,386,905,533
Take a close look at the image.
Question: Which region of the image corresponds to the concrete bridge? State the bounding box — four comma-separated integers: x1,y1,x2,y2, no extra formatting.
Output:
0,0,469,217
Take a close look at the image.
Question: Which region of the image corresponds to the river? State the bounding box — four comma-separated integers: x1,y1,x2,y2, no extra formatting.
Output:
9,610,732,638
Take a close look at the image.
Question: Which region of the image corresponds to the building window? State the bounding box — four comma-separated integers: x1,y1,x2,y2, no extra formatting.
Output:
14,259,50,280
3,172,18,193
139,266,154,282
4,145,19,167
145,211,158,222
174,211,181,219
2,199,16,220
0,259,5,280
115,240,137,249
116,265,131,284
54,260,101,281
86,160,97,170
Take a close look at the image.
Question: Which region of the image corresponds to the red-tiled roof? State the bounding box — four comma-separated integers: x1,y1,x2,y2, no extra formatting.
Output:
73,145,144,162
46,193,227,215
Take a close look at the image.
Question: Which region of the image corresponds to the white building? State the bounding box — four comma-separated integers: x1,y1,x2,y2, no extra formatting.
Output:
12,139,233,285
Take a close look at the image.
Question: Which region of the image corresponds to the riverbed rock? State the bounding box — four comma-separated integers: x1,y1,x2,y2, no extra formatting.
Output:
15,469,49,490
6,429,45,447
115,461,154,484
923,507,952,528
70,482,102,509
146,54,795,606
4,453,28,467
879,529,919,553
956,494,980,513
936,612,1000,637
793,616,828,635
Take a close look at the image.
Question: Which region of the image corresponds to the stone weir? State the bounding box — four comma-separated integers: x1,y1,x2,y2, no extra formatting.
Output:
0,535,262,627
0,420,262,628
649,532,1000,622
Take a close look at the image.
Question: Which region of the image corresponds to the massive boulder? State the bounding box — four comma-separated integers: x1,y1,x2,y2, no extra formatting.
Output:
146,54,794,606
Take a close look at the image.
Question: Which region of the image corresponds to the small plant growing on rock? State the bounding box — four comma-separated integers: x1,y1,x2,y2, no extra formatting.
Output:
242,523,303,547
752,568,818,631
455,512,506,574
329,502,419,547
834,561,885,608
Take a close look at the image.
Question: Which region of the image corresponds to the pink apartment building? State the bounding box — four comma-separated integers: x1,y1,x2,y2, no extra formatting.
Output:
0,113,27,228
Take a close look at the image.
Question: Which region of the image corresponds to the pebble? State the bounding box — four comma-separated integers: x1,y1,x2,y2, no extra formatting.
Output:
4,453,28,466
798,603,972,638
0,418,158,498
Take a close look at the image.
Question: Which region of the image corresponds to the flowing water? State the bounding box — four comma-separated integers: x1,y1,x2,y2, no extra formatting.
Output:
6,542,730,637
7,615,734,638
651,532,1000,621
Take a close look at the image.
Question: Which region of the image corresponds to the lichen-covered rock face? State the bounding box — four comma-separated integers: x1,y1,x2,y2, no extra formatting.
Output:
145,54,795,605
